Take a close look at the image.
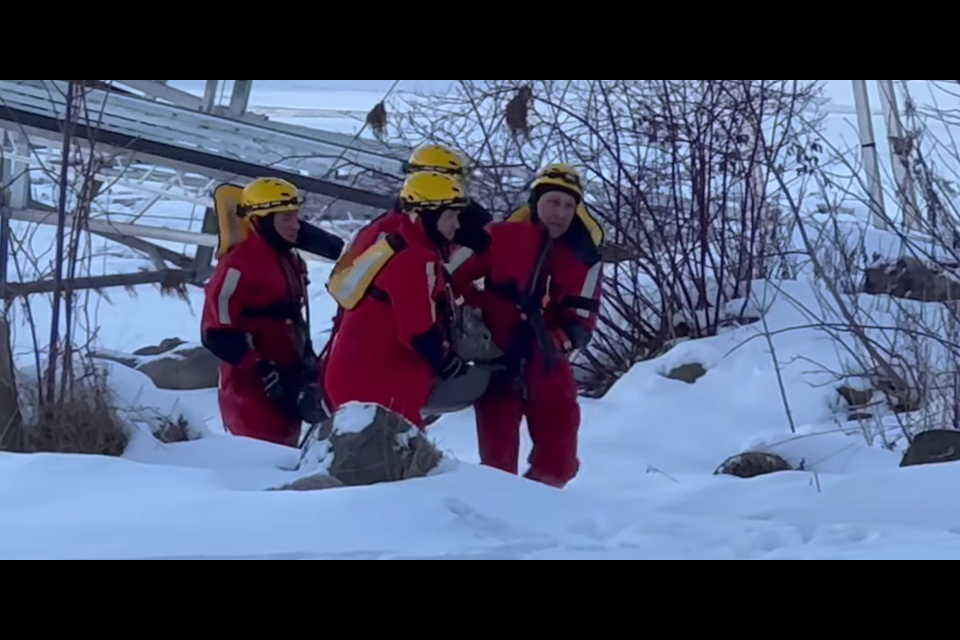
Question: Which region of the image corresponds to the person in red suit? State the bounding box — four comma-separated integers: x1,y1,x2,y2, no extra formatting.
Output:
332,144,491,280
201,177,324,446
446,163,604,488
317,144,492,403
322,171,490,427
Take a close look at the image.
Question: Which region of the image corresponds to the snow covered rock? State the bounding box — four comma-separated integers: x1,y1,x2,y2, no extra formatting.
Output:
899,430,960,468
268,473,345,492
133,338,187,356
836,383,877,421
136,345,219,391
714,452,794,479
863,256,960,302
326,403,443,487
91,338,219,391
663,362,707,384
151,415,202,444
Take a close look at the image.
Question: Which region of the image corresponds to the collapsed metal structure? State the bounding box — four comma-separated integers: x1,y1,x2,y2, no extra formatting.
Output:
0,80,407,298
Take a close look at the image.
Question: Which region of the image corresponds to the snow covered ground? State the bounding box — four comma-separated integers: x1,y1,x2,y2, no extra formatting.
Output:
3,237,956,560
3,80,960,560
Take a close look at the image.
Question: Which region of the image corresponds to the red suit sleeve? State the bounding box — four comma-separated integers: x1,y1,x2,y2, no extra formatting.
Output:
377,251,443,351
553,259,603,352
444,244,493,293
201,261,257,368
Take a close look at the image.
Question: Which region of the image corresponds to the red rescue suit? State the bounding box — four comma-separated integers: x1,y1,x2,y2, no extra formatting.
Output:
335,203,491,300
447,218,603,488
341,209,405,264
322,215,452,427
318,202,493,399
316,210,403,401
201,230,310,446
337,201,491,269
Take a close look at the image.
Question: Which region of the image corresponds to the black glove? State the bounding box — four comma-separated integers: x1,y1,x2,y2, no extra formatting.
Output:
296,382,328,425
462,201,493,227
257,359,284,401
439,352,471,380
256,359,299,419
453,201,492,253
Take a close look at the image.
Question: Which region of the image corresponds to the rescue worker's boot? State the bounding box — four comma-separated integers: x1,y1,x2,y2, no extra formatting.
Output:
523,468,569,489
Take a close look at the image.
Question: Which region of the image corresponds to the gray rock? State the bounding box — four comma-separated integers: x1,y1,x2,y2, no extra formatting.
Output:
664,362,707,384
152,415,195,443
268,473,345,492
88,351,139,369
715,451,793,479
133,338,186,357
900,429,960,468
837,385,878,421
326,403,443,487
873,373,925,415
90,340,220,391
136,345,220,391
837,385,874,409
863,256,960,302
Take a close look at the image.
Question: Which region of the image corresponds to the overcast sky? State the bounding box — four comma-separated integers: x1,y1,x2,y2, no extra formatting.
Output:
167,80,946,114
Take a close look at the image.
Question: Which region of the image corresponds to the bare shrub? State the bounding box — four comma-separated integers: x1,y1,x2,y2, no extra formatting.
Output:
0,80,176,453
16,363,128,456
122,406,201,444
761,81,960,450
389,80,821,396
2,81,119,407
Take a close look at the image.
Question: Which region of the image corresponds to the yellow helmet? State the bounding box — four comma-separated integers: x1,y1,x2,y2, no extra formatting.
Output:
399,171,468,214
407,144,465,177
531,163,584,203
239,177,304,218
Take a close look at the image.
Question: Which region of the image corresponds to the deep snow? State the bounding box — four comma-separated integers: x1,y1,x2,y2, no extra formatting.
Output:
2,80,960,560
1,250,951,560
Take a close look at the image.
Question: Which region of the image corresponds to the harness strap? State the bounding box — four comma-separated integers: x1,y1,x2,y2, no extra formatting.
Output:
241,252,313,382
559,295,600,314
384,233,409,253
242,301,303,321
485,279,598,314
367,286,389,303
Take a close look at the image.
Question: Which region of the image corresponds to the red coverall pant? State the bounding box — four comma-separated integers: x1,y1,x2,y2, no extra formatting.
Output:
475,350,580,488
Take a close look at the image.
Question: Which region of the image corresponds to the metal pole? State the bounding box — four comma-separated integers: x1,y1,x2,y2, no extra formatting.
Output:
851,80,888,230
877,80,920,231
228,81,254,118
0,180,9,309
202,80,220,113
6,207,333,263
0,130,31,311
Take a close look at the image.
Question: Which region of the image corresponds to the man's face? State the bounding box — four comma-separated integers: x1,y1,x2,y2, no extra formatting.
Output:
273,212,301,243
537,190,577,238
